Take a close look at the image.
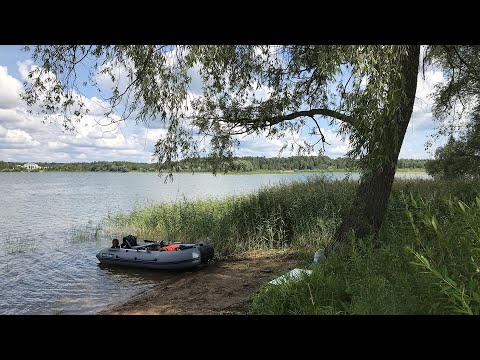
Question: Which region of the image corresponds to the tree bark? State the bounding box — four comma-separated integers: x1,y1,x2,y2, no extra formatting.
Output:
326,45,420,254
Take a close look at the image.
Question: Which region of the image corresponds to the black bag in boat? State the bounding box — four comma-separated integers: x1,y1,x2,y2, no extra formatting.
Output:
122,235,138,249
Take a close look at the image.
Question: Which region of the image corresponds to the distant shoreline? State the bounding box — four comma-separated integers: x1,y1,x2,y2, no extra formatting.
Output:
224,168,426,175
0,168,427,175
0,157,428,174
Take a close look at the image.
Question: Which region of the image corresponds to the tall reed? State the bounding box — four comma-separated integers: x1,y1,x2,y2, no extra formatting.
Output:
106,177,356,258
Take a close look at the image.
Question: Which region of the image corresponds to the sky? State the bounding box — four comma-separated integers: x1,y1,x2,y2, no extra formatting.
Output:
0,45,446,163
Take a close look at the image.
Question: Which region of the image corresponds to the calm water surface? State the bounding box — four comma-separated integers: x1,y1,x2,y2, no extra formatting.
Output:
0,171,429,314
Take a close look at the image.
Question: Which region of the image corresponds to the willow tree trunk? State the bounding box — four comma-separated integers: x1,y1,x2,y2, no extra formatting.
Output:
326,45,420,254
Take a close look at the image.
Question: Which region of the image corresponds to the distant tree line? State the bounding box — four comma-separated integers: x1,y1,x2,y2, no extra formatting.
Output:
0,156,427,173
167,156,427,172
0,161,156,172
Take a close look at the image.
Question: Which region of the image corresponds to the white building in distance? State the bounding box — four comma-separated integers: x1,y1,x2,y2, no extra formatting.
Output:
21,163,42,170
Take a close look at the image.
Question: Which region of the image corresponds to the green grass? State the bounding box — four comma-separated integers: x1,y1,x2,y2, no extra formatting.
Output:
105,176,480,314
250,179,480,315
106,177,355,258
69,220,104,243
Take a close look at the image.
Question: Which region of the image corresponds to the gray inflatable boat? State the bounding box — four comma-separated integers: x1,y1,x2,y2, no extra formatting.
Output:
96,235,215,270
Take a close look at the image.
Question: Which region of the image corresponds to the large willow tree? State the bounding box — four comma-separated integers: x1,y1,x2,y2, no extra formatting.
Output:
21,45,420,253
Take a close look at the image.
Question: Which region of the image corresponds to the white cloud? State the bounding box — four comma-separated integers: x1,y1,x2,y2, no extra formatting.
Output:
0,108,53,133
234,125,351,159
95,60,131,95
322,127,350,157
82,96,115,117
0,61,159,163
47,141,68,149
144,128,167,142
409,70,444,132
17,59,36,81
0,66,23,109
1,129,40,148
187,63,204,96
237,135,285,157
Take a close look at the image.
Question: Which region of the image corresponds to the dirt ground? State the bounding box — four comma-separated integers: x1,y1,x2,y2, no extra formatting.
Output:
100,251,300,315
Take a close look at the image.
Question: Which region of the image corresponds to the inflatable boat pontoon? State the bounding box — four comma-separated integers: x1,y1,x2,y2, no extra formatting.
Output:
96,235,215,270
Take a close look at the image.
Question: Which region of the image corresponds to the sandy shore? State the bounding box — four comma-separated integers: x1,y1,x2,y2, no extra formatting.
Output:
99,251,300,315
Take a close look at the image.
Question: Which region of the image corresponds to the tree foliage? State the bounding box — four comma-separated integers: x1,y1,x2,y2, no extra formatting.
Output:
422,46,480,179
425,114,480,179
22,45,413,176
425,45,480,140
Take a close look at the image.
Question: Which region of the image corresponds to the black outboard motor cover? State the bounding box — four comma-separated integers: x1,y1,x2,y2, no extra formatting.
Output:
198,243,215,263
122,235,138,249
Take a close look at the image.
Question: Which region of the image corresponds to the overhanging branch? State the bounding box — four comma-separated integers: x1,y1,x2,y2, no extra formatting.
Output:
266,109,355,128
218,108,357,131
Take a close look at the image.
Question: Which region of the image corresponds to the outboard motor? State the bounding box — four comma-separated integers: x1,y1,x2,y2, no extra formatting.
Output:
198,243,215,263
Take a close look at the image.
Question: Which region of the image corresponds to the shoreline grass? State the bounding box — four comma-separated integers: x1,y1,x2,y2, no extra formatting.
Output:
106,177,356,258
105,177,479,314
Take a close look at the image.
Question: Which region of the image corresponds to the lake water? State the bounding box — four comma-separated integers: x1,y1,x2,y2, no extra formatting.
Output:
0,171,429,314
